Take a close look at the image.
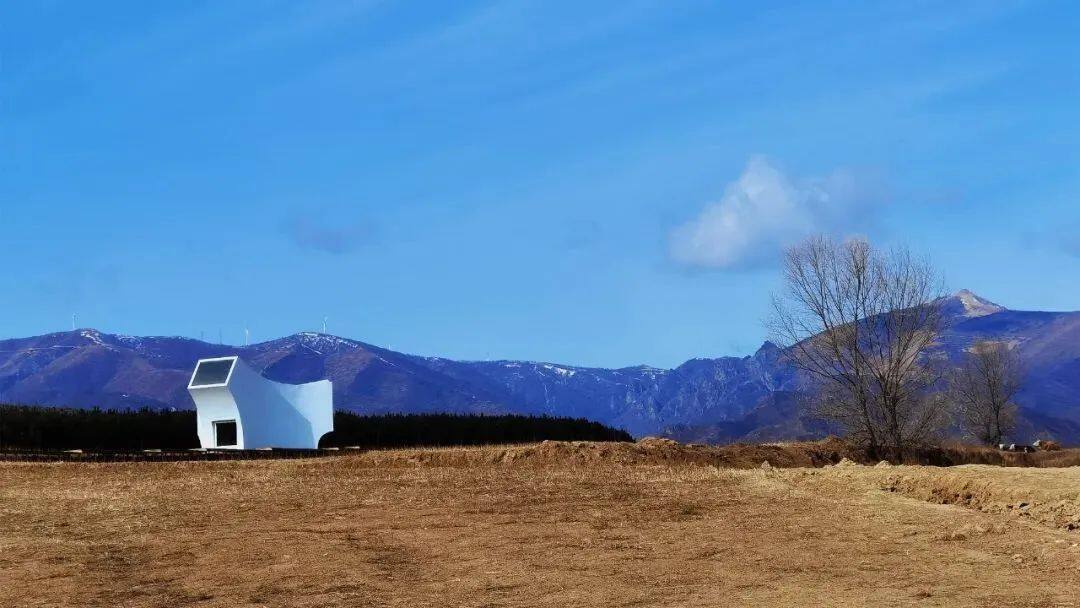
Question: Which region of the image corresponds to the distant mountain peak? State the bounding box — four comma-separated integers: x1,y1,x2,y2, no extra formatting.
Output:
949,289,1006,318
280,332,364,354
755,341,781,355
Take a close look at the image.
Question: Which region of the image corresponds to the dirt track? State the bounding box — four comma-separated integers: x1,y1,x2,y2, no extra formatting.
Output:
1,442,1078,607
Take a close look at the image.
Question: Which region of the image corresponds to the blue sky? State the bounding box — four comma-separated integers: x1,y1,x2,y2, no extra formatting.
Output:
2,1,1078,368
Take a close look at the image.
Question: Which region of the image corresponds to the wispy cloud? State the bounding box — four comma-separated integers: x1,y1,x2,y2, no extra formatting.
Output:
669,156,886,270
32,262,121,302
284,214,374,255
1020,221,1080,259
1055,224,1080,258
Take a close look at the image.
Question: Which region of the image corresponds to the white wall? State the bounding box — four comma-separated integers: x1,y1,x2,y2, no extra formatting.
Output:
192,384,245,449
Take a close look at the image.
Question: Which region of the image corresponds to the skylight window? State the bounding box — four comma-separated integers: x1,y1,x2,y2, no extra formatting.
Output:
190,358,235,387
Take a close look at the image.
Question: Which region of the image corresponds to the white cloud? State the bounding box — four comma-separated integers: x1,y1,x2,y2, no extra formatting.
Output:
669,156,884,270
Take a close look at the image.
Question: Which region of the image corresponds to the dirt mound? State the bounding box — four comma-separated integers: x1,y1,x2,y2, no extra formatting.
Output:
343,437,864,469
340,438,1080,471
880,467,1080,532
326,437,1080,473
350,439,723,467
637,436,681,448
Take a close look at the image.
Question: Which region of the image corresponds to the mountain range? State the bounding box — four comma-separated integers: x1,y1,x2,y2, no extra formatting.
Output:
0,290,1077,444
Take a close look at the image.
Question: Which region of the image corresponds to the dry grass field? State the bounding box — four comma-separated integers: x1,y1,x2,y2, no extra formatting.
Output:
2,441,1079,607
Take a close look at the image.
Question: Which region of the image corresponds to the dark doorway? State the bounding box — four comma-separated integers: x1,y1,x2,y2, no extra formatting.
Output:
214,420,237,447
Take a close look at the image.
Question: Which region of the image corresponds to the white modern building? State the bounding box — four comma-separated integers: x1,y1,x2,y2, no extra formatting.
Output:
187,356,333,449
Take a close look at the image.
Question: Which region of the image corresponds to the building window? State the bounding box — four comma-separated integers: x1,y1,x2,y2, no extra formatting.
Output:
214,420,238,447
191,359,235,387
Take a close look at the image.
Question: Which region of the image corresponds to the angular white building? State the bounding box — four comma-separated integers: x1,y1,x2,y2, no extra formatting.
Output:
187,356,333,449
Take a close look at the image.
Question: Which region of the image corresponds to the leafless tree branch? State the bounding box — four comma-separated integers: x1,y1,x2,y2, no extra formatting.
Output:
948,340,1024,446
768,235,947,460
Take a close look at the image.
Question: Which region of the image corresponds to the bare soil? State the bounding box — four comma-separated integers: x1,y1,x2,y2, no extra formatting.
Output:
1,441,1078,607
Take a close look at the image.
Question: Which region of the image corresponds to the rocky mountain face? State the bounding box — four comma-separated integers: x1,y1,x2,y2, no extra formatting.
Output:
0,291,1077,443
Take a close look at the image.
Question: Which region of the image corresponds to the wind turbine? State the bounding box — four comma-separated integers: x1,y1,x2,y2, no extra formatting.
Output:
322,316,328,334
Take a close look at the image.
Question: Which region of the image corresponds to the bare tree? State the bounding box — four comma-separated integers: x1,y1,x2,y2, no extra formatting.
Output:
949,340,1024,446
768,235,947,460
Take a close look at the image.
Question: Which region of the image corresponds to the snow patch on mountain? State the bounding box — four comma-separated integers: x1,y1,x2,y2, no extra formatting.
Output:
286,332,363,354
79,329,105,345
953,289,1006,318
541,363,576,378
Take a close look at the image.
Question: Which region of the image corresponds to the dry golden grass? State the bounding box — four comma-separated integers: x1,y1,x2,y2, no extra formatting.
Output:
1,441,1078,607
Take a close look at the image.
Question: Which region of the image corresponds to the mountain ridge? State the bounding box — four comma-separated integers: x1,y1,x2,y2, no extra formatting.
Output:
1,291,1077,443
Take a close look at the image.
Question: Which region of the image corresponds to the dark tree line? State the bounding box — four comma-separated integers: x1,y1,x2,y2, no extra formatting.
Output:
323,412,632,448
0,404,632,451
0,406,199,450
